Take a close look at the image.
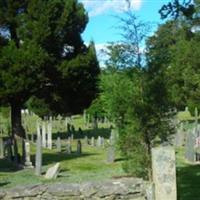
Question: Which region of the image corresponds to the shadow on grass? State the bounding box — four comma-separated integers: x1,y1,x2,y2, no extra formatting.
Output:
177,164,200,200
31,152,98,166
51,128,111,140
0,158,20,173
0,181,10,187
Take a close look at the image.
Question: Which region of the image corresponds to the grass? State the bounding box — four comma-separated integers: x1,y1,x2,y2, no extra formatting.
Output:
176,147,200,200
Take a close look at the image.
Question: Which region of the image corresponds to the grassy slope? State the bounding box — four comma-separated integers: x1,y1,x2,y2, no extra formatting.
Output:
0,115,125,189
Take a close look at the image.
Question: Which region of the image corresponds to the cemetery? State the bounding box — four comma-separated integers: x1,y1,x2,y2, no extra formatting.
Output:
1,0,200,200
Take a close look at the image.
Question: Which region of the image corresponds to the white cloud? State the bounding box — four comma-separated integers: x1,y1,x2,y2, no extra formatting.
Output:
80,0,143,17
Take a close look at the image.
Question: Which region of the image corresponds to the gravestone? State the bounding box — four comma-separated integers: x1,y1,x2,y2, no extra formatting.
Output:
66,139,72,154
56,137,61,152
152,147,177,200
175,130,185,147
101,137,105,148
42,121,46,148
31,134,34,143
71,134,74,142
35,133,42,176
77,140,82,155
106,146,115,163
91,137,95,146
47,122,52,150
0,138,4,158
45,162,60,179
24,141,33,168
185,130,196,162
84,136,88,145
97,136,102,147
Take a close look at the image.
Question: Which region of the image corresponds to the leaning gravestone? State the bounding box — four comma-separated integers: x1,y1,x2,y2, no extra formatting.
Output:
152,147,177,200
35,133,42,176
45,162,60,179
0,138,4,158
185,130,196,162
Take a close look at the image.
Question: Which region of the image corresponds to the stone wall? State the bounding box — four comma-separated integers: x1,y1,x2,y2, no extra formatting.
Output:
0,178,151,200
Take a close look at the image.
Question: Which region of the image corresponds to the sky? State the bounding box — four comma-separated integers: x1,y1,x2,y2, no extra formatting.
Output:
79,0,171,65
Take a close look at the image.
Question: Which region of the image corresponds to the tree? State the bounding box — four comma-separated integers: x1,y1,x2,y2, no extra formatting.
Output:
0,1,99,144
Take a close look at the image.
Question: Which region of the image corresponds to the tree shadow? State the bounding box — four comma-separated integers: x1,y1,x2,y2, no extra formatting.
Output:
177,164,200,200
52,128,111,140
0,181,10,187
0,158,21,173
31,152,98,166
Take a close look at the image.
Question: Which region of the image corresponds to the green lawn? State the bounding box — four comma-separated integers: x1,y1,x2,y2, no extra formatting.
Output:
176,147,200,200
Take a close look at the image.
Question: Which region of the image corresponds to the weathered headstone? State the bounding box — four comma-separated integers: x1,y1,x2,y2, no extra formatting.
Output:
35,133,42,176
152,147,177,200
84,136,88,145
47,122,52,150
66,139,72,154
185,130,196,162
42,121,46,148
77,140,82,155
56,137,61,152
175,130,185,147
45,162,60,179
24,141,33,168
106,146,115,163
97,136,102,147
91,137,95,146
0,138,4,158
71,134,74,142
31,134,34,143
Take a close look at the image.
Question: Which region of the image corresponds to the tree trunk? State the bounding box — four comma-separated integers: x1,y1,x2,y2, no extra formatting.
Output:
11,103,26,163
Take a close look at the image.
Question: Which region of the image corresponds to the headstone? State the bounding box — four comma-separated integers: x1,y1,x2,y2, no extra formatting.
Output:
47,122,52,150
66,138,72,154
31,134,34,143
84,136,88,145
152,147,177,200
0,138,4,158
56,137,61,152
175,130,185,147
45,162,60,179
97,136,102,147
42,121,46,148
77,140,82,155
106,146,115,163
24,141,33,168
101,137,105,148
195,107,198,126
35,133,42,176
185,130,196,162
91,137,95,146
71,134,74,142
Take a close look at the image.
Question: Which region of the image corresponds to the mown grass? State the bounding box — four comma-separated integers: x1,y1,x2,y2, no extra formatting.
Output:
176,147,200,200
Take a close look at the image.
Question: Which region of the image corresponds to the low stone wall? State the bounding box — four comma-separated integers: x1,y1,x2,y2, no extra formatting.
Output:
0,178,151,200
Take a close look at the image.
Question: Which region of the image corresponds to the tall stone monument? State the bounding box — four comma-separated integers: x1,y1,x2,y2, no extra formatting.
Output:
152,147,177,200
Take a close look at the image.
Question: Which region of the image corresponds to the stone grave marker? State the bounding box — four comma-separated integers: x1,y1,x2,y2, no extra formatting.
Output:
45,162,60,179
42,121,46,148
0,138,4,158
175,130,185,147
24,141,33,168
97,136,102,147
185,130,196,162
56,137,61,152
35,133,42,176
47,122,52,150
84,136,88,145
66,138,72,154
152,146,177,200
91,137,95,146
77,140,82,155
106,146,115,163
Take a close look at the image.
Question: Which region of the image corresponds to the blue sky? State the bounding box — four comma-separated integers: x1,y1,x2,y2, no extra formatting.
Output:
79,0,170,64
